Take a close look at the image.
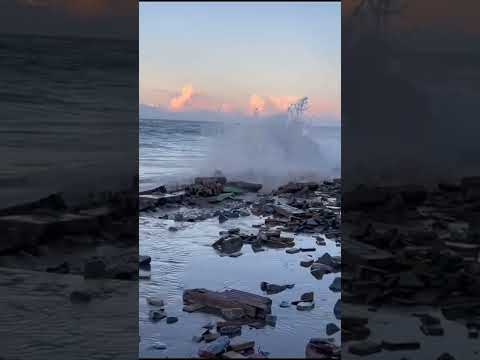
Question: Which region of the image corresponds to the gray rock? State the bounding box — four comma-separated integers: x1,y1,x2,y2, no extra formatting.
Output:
149,310,166,321
301,292,314,302
329,277,341,292
297,302,315,311
152,342,167,350
326,323,340,335
166,316,178,324
168,226,178,232
219,214,228,223
139,255,151,266
146,297,165,307
286,248,301,254
279,301,291,308
198,336,230,357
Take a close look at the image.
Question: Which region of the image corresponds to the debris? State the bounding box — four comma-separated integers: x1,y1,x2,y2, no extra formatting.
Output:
326,323,340,335
147,297,165,307
183,289,272,321
301,292,314,302
296,302,315,311
166,316,178,324
260,282,294,295
198,336,230,358
228,337,255,352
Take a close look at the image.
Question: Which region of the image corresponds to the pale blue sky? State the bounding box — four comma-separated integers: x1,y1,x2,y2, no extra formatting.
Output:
140,1,340,118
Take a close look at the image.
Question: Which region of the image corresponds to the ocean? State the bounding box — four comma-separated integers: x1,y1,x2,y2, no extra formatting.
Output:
140,117,340,192
0,34,138,207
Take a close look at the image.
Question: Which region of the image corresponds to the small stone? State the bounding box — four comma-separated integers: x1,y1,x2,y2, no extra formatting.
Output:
149,310,166,321
300,248,316,252
301,292,314,302
329,277,341,292
326,323,340,335
198,336,230,357
147,297,165,307
286,248,301,254
279,301,291,308
349,341,382,356
300,259,314,267
219,214,228,223
297,302,315,311
152,342,167,350
166,316,178,324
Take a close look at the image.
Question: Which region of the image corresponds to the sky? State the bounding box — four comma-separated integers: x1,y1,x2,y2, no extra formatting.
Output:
0,0,137,39
140,2,341,122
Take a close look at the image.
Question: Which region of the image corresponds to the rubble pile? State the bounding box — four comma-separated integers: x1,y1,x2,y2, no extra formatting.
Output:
343,176,480,354
140,175,342,358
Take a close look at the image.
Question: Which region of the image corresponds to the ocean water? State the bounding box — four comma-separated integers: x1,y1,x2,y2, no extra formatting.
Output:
139,117,340,192
0,34,138,207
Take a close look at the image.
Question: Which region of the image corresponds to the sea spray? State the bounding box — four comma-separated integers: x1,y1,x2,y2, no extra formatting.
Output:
195,113,340,190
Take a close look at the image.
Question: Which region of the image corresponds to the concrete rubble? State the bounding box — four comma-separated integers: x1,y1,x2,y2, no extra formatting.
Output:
139,175,341,357
343,177,480,357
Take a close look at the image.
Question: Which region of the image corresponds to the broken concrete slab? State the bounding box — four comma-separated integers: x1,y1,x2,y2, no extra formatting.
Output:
183,288,272,320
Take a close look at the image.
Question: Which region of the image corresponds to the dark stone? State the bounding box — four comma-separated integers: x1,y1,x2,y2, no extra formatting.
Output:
326,323,340,335
166,316,178,324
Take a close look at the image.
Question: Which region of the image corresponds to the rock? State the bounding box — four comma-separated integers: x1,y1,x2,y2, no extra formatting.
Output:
84,258,107,278
204,332,220,342
219,214,228,223
229,251,243,258
260,282,294,295
147,297,165,307
213,236,243,254
228,337,255,351
297,302,315,311
301,292,314,302
310,263,334,279
152,342,167,350
166,316,178,324
149,310,166,321
300,258,314,267
326,323,340,335
329,277,341,292
381,340,420,351
174,213,184,221
195,176,227,186
300,248,316,252
286,248,301,254
333,300,341,319
168,226,178,232
349,341,382,356
219,325,242,336
266,315,277,327
221,308,245,321
192,335,204,343
139,255,151,267
70,290,92,303
279,301,290,308
306,337,340,359
229,228,241,234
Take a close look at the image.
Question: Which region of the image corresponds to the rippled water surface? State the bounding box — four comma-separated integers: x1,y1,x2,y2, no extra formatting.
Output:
139,211,340,358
